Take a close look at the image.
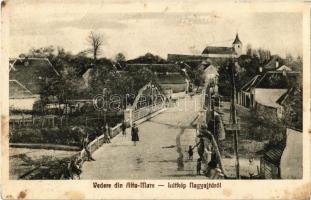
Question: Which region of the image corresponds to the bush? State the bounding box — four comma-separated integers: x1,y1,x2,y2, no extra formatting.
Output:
10,126,90,146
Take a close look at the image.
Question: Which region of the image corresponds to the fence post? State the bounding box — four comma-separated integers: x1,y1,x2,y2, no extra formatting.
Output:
52,117,55,128
60,116,63,127
22,114,25,126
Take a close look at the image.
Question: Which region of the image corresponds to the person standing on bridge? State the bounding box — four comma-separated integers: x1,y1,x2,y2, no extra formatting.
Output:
82,132,95,161
121,120,127,137
103,123,111,143
131,123,139,146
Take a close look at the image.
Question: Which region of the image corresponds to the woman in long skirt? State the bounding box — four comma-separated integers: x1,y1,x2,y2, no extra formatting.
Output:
131,123,139,146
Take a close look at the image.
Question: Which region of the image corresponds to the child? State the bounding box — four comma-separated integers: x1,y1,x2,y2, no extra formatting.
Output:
196,158,202,175
248,157,257,179
188,145,194,160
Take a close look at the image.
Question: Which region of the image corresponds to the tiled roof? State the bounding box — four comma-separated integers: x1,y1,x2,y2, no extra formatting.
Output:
263,55,281,70
263,146,284,166
127,63,179,72
254,71,300,89
276,87,293,105
167,54,208,62
157,73,186,84
255,89,287,108
202,46,234,55
241,75,262,92
9,80,36,98
9,58,60,94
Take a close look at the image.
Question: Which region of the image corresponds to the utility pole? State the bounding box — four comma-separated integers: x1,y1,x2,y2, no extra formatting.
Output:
230,60,240,179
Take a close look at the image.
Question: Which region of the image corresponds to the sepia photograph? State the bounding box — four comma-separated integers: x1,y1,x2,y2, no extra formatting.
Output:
1,1,310,199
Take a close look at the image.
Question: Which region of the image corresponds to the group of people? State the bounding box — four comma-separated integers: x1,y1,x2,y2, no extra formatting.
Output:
186,128,258,179
185,131,224,179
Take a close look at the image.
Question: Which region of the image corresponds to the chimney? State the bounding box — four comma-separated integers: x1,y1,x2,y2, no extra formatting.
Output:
275,60,279,69
259,66,263,73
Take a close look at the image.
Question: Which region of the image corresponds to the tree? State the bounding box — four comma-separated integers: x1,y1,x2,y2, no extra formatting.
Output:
115,53,126,63
246,43,253,57
86,31,104,62
127,53,167,64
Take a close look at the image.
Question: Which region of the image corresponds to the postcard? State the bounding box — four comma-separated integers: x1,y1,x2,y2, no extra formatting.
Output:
1,1,310,199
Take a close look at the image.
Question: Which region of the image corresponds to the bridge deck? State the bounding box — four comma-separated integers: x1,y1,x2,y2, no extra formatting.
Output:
80,95,204,179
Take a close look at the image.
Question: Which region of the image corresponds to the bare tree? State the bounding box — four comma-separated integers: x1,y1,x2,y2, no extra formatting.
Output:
86,31,104,61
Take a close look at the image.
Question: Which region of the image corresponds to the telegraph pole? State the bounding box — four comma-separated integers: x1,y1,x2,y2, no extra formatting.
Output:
230,61,240,179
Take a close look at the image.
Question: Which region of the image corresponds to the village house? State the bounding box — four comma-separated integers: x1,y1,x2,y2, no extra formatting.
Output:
238,70,300,120
277,65,291,72
9,80,40,111
198,61,219,87
253,71,300,120
260,142,284,179
9,57,60,94
237,75,262,108
279,128,302,179
157,73,189,94
260,128,302,179
9,57,60,112
125,63,190,94
259,55,292,73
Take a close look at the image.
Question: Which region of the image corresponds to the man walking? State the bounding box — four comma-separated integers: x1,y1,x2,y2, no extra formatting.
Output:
121,120,127,137
131,123,139,146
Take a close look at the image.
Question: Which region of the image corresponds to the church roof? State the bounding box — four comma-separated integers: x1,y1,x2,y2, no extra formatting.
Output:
232,34,242,44
202,46,234,55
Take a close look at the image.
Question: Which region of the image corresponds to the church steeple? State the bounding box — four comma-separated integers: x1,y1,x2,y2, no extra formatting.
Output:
233,33,242,45
232,33,242,56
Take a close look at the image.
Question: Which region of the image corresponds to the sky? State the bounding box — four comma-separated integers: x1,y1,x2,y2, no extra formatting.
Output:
8,0,303,60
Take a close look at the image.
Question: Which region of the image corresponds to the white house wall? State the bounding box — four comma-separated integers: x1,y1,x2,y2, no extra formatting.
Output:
9,97,39,110
254,88,287,108
280,128,302,179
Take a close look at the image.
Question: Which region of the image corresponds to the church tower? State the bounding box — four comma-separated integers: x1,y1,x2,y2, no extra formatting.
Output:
232,33,242,56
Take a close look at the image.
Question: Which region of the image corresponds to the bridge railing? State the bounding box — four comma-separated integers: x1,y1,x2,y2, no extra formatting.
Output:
79,121,125,158
132,102,165,122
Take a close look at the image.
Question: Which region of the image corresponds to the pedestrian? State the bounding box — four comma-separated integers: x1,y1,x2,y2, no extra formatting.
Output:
82,133,95,161
196,158,202,175
197,137,205,161
121,120,127,137
206,152,218,177
131,123,139,146
187,145,194,160
248,157,257,179
68,157,82,179
104,123,111,143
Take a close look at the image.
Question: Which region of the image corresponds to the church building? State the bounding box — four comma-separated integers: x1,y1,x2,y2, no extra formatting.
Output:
167,33,243,62
201,33,243,58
